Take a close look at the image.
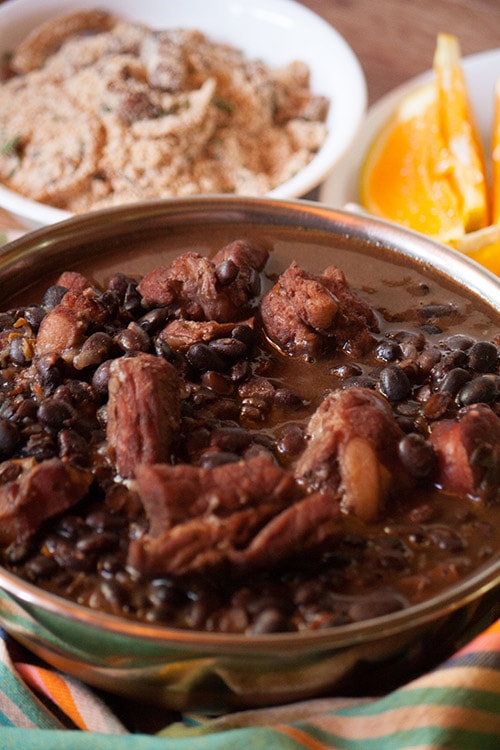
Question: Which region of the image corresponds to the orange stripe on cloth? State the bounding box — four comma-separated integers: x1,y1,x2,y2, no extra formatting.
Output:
276,724,334,750
15,663,90,731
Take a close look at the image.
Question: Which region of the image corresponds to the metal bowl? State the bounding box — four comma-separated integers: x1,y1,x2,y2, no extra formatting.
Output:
0,196,498,711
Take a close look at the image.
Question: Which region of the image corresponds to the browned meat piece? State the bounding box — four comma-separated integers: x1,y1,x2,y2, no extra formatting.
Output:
0,458,92,545
238,489,341,570
429,404,500,499
295,387,412,522
35,286,110,361
137,240,269,323
160,317,253,352
261,261,378,360
127,455,342,576
55,271,91,293
132,454,296,535
106,353,181,479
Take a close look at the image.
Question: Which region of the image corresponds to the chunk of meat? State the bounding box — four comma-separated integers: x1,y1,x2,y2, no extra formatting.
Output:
132,454,296,536
295,387,412,522
160,317,254,352
0,458,92,545
261,261,378,360
238,489,341,571
106,353,181,478
137,240,269,323
128,455,342,576
54,271,91,293
429,404,500,500
35,286,109,361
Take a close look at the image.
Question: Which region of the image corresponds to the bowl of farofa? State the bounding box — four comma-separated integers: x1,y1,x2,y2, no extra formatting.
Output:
0,0,366,229
0,196,499,711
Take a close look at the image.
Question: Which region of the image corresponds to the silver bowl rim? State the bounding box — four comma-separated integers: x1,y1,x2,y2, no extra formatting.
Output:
0,194,499,653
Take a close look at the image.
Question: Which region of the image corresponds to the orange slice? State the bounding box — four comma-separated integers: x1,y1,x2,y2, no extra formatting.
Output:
453,224,500,275
492,78,500,225
360,33,489,244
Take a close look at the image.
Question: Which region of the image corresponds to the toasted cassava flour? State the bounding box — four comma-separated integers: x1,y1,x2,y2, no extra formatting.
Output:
0,10,329,211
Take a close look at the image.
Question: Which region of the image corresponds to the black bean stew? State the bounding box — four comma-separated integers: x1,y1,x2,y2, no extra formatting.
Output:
0,235,499,635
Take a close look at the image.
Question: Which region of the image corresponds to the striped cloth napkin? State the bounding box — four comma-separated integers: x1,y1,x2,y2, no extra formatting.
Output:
0,615,499,749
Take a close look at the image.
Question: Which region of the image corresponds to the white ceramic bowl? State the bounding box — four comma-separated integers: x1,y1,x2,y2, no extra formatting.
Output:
0,0,367,229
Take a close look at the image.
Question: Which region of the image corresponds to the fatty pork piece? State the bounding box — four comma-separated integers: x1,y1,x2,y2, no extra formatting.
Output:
35,271,109,363
106,353,181,479
260,260,378,360
137,239,269,322
127,455,342,576
295,387,413,522
0,457,92,545
429,404,500,500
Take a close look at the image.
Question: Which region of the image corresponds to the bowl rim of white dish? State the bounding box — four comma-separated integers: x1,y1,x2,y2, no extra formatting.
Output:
0,0,367,229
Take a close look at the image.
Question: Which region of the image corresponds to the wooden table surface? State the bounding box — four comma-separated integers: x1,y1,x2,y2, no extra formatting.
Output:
1,0,499,228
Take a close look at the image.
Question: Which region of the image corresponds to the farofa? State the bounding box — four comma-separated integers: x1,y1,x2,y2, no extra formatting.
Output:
0,11,329,212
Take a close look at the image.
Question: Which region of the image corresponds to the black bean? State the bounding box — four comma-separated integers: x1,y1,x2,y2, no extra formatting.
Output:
23,305,46,331
210,426,252,452
42,284,68,309
76,531,119,554
0,418,20,458
276,423,305,457
198,450,241,468
231,324,255,348
35,352,65,393
443,334,474,352
419,303,456,320
438,367,471,396
468,341,498,373
9,335,31,365
379,365,412,401
122,282,142,314
398,433,437,478
154,337,176,362
73,332,113,369
423,391,454,420
457,376,498,406
215,259,239,285
209,337,247,362
375,340,402,362
115,322,151,353
186,342,225,372
92,359,113,395
342,375,377,390
138,307,170,334
37,398,74,430
273,388,303,408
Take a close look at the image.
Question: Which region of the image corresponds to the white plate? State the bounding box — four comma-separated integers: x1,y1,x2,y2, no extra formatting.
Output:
320,48,500,210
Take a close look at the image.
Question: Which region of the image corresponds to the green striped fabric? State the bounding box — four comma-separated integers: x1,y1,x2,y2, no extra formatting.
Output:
0,616,499,749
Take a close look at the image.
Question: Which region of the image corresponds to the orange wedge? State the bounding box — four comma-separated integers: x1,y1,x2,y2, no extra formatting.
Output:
453,224,500,276
492,78,500,225
360,33,489,244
